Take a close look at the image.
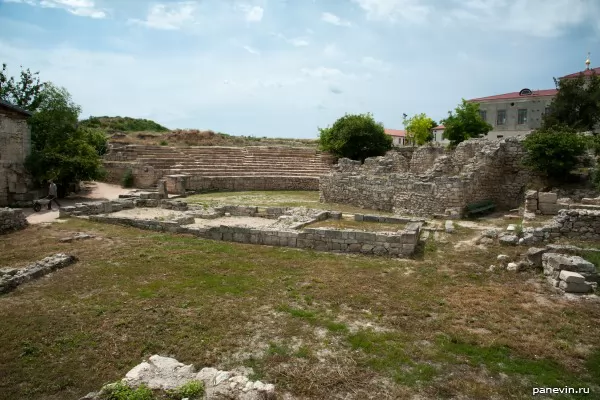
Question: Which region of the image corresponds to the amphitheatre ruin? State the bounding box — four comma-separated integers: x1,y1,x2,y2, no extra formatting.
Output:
2,123,600,399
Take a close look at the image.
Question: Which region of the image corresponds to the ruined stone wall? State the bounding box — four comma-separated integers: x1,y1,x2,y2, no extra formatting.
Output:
541,209,600,241
0,208,28,235
0,108,32,206
320,138,534,217
89,214,421,257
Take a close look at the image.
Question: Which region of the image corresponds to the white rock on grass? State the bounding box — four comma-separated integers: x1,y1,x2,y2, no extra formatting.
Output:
559,270,586,284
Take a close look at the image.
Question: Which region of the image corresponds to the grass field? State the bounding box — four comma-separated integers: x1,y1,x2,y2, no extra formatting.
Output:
1,214,599,399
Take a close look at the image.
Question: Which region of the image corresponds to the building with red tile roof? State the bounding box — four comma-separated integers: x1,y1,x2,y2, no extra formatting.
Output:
467,56,597,140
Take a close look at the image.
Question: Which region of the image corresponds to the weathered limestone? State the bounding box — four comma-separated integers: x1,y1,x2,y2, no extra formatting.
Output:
542,253,598,294
0,254,77,294
320,138,536,217
0,102,33,206
82,355,276,400
0,208,28,235
538,209,600,242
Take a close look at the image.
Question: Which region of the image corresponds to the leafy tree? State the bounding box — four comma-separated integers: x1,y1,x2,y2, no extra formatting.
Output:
318,113,392,161
522,125,588,182
442,99,493,147
542,72,600,133
403,113,437,146
0,63,46,111
25,83,106,196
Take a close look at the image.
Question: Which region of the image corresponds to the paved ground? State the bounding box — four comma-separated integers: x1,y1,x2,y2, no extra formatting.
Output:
25,182,133,225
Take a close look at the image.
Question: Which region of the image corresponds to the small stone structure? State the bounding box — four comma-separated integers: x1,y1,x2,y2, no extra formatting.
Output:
59,199,422,258
81,355,276,400
320,138,536,217
542,253,598,294
103,144,334,192
0,207,28,235
0,100,33,206
0,253,77,295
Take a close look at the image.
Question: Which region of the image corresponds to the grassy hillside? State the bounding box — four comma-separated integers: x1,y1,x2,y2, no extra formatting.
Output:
79,116,169,132
80,116,318,147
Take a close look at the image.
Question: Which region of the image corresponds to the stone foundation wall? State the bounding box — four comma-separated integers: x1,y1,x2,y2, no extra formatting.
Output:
88,214,421,257
0,253,77,295
320,138,535,217
0,208,28,235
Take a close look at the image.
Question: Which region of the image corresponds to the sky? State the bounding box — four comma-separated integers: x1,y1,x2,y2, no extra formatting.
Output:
0,0,599,138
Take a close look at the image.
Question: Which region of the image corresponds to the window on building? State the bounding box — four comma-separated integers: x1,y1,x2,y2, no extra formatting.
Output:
497,135,504,138
518,109,528,124
496,110,506,125
479,110,487,121
544,106,551,115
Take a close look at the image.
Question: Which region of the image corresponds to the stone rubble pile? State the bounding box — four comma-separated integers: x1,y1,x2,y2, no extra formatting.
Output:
0,207,28,235
59,232,96,243
542,253,598,294
0,253,77,295
80,355,276,400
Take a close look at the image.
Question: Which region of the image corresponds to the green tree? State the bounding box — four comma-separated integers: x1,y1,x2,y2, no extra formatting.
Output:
25,83,106,196
522,125,588,182
542,72,600,133
403,113,437,146
442,99,493,147
0,63,46,111
318,113,392,161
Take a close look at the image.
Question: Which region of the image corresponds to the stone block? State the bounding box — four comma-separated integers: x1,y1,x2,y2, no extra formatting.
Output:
559,270,585,284
538,203,562,215
558,280,592,293
538,192,558,204
524,190,538,200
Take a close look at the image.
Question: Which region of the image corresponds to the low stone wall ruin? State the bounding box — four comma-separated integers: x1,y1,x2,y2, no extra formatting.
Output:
539,209,600,241
0,253,77,294
59,200,421,258
0,207,28,235
320,138,537,217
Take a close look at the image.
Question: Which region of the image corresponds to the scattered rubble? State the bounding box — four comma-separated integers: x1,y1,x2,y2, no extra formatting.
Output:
542,253,598,294
59,232,96,243
80,355,276,400
0,254,77,295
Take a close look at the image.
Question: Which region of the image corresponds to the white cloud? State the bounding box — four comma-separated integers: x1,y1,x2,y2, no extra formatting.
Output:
301,66,356,80
243,45,260,55
321,12,351,27
323,43,343,58
128,2,196,30
361,56,391,71
448,0,596,38
351,0,431,23
272,32,310,47
237,4,264,22
5,0,106,18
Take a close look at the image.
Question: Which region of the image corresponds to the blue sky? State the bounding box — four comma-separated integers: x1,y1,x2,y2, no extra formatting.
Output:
0,0,599,138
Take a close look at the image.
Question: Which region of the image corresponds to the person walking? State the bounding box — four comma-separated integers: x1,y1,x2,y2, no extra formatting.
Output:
47,180,61,210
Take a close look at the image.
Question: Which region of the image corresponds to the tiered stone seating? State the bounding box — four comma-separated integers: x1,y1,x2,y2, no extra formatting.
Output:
103,144,334,190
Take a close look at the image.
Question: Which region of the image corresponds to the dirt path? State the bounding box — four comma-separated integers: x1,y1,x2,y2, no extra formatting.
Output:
25,182,133,225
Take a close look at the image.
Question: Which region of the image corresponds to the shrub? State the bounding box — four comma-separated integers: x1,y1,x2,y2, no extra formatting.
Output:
522,126,587,183
159,140,168,146
318,113,392,162
99,382,154,400
122,169,134,188
166,380,204,399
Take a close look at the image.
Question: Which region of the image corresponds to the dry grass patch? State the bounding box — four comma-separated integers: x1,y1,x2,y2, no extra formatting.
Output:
185,191,394,215
306,218,405,232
